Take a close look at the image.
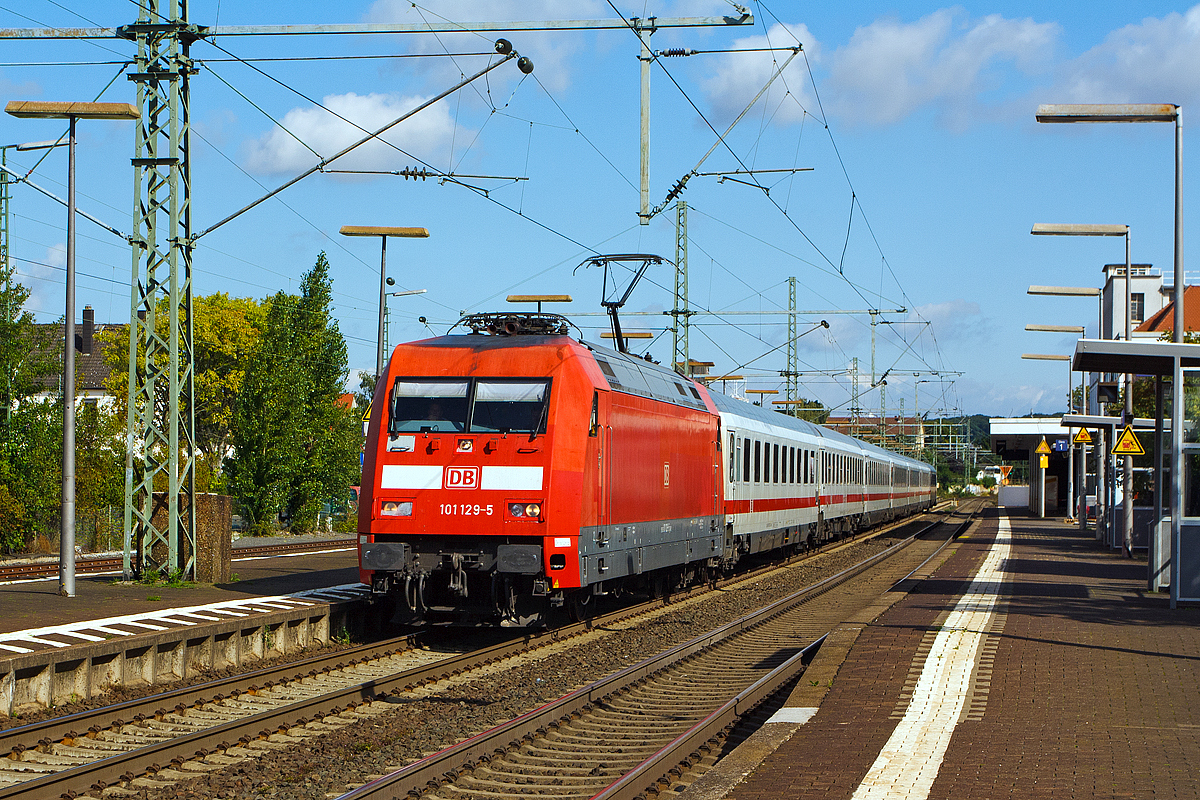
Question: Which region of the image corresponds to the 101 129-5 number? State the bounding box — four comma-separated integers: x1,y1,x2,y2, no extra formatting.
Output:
440,504,493,516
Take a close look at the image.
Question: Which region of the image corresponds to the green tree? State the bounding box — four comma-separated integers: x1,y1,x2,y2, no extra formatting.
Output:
100,293,266,492
226,253,361,534
775,397,829,424
0,267,61,551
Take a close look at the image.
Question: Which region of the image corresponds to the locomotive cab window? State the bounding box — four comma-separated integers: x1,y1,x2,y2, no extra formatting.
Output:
391,380,469,433
471,380,550,434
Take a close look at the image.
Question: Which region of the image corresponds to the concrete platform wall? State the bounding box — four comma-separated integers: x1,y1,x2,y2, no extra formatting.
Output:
0,599,363,715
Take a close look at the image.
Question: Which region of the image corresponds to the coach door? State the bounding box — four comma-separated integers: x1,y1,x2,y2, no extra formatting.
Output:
726,430,738,509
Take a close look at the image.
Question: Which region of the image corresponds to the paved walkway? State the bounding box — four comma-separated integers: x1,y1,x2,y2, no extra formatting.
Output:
0,549,363,643
707,507,1200,800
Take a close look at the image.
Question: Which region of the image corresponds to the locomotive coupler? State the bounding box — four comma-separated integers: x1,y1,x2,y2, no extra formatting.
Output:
448,553,469,598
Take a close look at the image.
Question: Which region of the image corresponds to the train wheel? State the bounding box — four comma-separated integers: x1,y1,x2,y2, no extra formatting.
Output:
567,590,593,622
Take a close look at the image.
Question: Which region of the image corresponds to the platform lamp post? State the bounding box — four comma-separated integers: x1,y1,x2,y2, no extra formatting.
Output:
1037,104,1182,560
1026,326,1086,520
5,101,138,598
1032,223,1134,554
1029,285,1103,536
339,226,429,383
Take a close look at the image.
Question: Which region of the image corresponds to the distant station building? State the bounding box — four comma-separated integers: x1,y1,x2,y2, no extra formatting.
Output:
1102,263,1166,340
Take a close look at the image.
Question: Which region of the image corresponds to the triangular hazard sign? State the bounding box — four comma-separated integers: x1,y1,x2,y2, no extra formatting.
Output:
999,465,1013,480
1112,425,1145,456
362,401,372,422
1073,428,1092,445
1035,437,1051,455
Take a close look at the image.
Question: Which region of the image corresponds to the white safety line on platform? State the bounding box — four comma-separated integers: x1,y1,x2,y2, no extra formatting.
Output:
231,546,355,563
766,707,819,725
849,513,1011,800
0,583,370,655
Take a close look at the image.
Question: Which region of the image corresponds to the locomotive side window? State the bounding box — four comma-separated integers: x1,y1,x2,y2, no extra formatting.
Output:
589,392,599,437
391,380,470,432
471,380,550,434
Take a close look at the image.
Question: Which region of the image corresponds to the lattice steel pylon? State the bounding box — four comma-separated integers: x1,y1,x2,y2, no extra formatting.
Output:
118,0,197,580
670,200,691,375
1,148,10,317
784,277,798,415
849,357,860,439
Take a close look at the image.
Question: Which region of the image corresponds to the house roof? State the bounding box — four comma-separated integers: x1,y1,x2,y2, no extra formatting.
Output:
1135,285,1200,334
33,323,125,393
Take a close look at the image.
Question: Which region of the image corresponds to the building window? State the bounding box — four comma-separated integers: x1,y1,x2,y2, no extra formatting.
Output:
1130,293,1145,324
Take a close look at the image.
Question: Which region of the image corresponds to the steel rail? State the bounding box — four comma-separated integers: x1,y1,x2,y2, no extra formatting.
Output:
594,500,981,800
0,538,356,581
0,504,952,798
336,504,977,800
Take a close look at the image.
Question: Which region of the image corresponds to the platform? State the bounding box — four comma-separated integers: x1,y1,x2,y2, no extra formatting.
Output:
0,541,368,713
685,506,1200,800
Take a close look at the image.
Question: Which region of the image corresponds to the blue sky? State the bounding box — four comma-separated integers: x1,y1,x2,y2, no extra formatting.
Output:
1,1,1197,419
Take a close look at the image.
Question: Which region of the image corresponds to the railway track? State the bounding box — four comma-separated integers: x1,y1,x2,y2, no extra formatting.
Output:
0,538,356,582
336,500,981,800
0,503,968,799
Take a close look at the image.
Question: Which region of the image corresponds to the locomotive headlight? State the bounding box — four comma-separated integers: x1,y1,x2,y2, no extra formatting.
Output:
508,503,525,517
381,501,413,517
525,503,541,518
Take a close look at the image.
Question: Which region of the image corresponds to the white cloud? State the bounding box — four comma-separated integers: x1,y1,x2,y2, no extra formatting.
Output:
0,71,40,97
826,9,1058,129
20,243,65,316
955,377,1061,417
45,242,66,269
365,0,608,93
702,23,817,125
242,92,465,176
912,298,995,343
1053,5,1200,105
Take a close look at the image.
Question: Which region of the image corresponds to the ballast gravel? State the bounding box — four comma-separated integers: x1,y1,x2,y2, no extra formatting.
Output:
104,532,914,800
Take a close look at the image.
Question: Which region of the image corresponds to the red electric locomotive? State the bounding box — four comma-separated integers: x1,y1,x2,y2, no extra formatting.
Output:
358,313,722,625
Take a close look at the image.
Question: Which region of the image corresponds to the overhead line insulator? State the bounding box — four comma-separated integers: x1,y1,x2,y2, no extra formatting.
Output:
659,48,697,57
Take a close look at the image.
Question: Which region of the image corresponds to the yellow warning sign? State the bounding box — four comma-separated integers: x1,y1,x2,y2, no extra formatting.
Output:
1035,437,1052,455
362,401,372,422
1112,425,1145,456
1039,454,1049,469
1073,428,1092,445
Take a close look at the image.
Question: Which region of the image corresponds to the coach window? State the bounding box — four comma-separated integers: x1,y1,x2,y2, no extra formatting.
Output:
789,447,795,483
392,379,469,432
754,440,761,483
773,444,780,483
743,438,750,483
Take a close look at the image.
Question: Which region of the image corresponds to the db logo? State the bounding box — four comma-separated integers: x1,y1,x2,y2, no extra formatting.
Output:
445,467,479,489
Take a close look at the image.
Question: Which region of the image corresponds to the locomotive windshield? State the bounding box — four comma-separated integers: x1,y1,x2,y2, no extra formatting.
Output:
389,378,549,434
471,380,549,434
391,380,469,432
